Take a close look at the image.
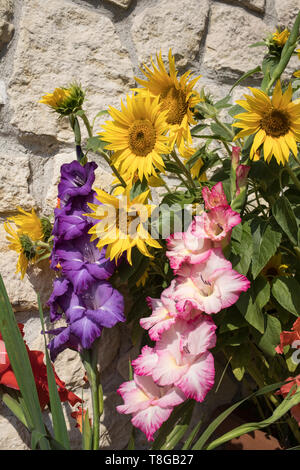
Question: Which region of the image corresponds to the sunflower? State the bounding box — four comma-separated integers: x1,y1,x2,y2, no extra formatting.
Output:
40,83,84,115
272,28,290,48
99,92,169,183
8,207,44,241
4,222,38,279
181,146,207,181
134,49,201,155
233,81,300,165
261,253,289,282
87,189,161,264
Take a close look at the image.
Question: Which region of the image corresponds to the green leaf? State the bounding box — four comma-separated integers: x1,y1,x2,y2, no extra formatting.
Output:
38,295,70,450
211,122,232,141
272,196,299,245
0,388,28,428
258,315,282,357
206,387,300,450
214,95,231,109
230,221,253,275
82,408,93,450
0,275,50,450
229,66,261,93
192,380,290,450
236,277,270,333
272,277,300,316
86,136,108,153
251,219,282,280
130,178,149,200
152,400,195,450
228,344,250,381
190,123,207,136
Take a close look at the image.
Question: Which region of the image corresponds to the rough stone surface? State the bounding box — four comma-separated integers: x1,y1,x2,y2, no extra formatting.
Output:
0,0,14,49
230,0,266,13
8,0,134,140
0,0,299,451
0,150,35,212
275,0,300,28
106,0,132,9
203,3,275,81
131,0,210,70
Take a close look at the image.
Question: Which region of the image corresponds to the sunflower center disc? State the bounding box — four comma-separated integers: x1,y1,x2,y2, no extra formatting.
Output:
160,86,188,125
261,109,290,137
128,119,156,156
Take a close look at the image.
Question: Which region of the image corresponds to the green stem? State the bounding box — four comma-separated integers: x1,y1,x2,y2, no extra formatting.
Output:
98,149,127,188
285,164,300,192
80,111,127,188
171,150,196,189
266,10,300,93
81,343,101,451
80,112,93,139
214,116,235,141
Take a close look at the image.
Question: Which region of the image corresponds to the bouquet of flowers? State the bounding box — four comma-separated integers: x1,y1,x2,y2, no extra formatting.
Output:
1,11,300,451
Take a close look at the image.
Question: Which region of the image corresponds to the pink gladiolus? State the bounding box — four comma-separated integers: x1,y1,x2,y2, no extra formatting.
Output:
166,225,212,273
140,283,178,341
174,248,250,315
141,281,204,340
133,318,216,402
231,146,241,170
236,165,250,195
202,182,228,210
191,206,241,242
116,374,186,441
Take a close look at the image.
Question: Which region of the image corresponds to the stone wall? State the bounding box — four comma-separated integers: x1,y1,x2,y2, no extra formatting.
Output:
0,0,299,450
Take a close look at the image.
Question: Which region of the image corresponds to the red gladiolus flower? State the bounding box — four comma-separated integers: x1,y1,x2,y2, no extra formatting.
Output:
71,406,91,433
275,318,300,354
277,376,300,426
0,323,81,410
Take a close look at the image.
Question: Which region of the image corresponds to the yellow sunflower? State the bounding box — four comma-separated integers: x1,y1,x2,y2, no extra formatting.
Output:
181,146,207,181
233,81,300,165
261,253,289,282
87,188,161,264
40,88,71,108
99,92,169,183
272,28,290,47
8,207,44,241
40,83,84,115
135,49,201,154
4,222,38,279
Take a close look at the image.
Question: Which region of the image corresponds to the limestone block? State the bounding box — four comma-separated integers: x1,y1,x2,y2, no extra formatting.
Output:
229,0,265,13
106,0,132,8
131,0,210,70
0,0,14,49
0,80,7,105
0,151,35,213
275,0,300,29
203,3,275,80
8,0,134,141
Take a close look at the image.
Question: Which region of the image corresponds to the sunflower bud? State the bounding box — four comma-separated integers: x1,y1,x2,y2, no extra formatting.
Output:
19,234,37,261
40,83,85,115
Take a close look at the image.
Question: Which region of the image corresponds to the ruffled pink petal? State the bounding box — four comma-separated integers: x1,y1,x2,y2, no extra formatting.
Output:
116,380,151,414
202,182,228,210
131,405,173,442
132,346,158,376
187,316,217,355
175,351,215,402
152,350,188,386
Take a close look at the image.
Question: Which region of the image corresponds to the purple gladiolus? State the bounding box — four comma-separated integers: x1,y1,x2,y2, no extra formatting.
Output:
47,159,125,360
47,279,124,360
58,160,97,205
